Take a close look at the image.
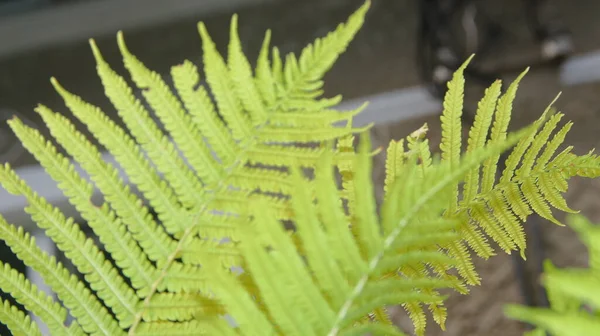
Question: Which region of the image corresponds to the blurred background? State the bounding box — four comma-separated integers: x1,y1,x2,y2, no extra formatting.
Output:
0,0,599,335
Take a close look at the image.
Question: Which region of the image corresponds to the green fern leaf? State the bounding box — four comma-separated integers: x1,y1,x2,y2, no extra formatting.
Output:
0,260,73,335
0,163,137,326
505,215,600,335
440,55,472,213
0,298,42,336
0,220,121,335
463,79,502,203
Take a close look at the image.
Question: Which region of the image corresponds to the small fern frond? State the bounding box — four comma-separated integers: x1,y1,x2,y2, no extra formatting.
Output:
329,127,529,336
505,214,600,336
383,63,600,286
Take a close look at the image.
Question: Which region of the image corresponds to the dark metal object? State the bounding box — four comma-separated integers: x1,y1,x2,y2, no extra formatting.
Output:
416,0,573,99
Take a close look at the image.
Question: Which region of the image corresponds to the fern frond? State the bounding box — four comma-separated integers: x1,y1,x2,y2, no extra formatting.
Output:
0,298,42,336
8,117,156,292
2,1,598,335
278,1,369,108
141,292,222,322
228,14,268,126
89,39,205,209
505,214,600,335
206,123,528,336
463,79,502,203
35,104,177,265
170,60,238,165
0,220,121,335
0,163,137,327
134,319,232,336
50,78,184,248
330,126,529,336
440,55,472,213
382,64,600,286
481,68,529,193
0,259,72,335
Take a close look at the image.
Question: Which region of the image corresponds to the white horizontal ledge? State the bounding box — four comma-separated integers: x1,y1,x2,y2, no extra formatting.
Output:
560,50,600,86
0,86,442,229
0,0,281,59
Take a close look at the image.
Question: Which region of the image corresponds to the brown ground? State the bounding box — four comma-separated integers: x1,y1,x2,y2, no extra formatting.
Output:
1,0,600,335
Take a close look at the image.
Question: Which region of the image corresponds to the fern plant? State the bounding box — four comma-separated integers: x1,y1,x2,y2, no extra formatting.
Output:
505,214,600,336
0,1,600,335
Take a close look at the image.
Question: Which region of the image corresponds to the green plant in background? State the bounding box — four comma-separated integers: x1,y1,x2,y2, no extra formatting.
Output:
505,215,600,336
0,0,599,335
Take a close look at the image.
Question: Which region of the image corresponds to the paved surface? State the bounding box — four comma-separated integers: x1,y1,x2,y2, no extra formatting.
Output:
0,0,599,335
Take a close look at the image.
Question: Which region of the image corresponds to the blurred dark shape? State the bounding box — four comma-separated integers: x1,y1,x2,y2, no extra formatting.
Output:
417,0,574,98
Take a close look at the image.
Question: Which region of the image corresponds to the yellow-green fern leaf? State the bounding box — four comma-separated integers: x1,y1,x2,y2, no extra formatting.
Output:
352,133,383,260
481,68,529,192
0,260,76,335
50,78,187,243
288,163,352,308
463,79,502,203
0,298,42,336
0,221,122,335
515,111,563,180
228,14,269,126
315,147,366,283
141,292,222,322
89,39,205,208
170,61,238,165
384,139,406,195
117,34,223,186
487,189,527,257
8,116,156,291
255,29,277,105
198,22,253,142
469,201,515,253
35,105,178,263
439,55,473,213
0,163,137,327
279,0,370,106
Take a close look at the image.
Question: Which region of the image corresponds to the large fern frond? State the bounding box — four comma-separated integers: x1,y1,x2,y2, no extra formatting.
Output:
0,2,372,335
